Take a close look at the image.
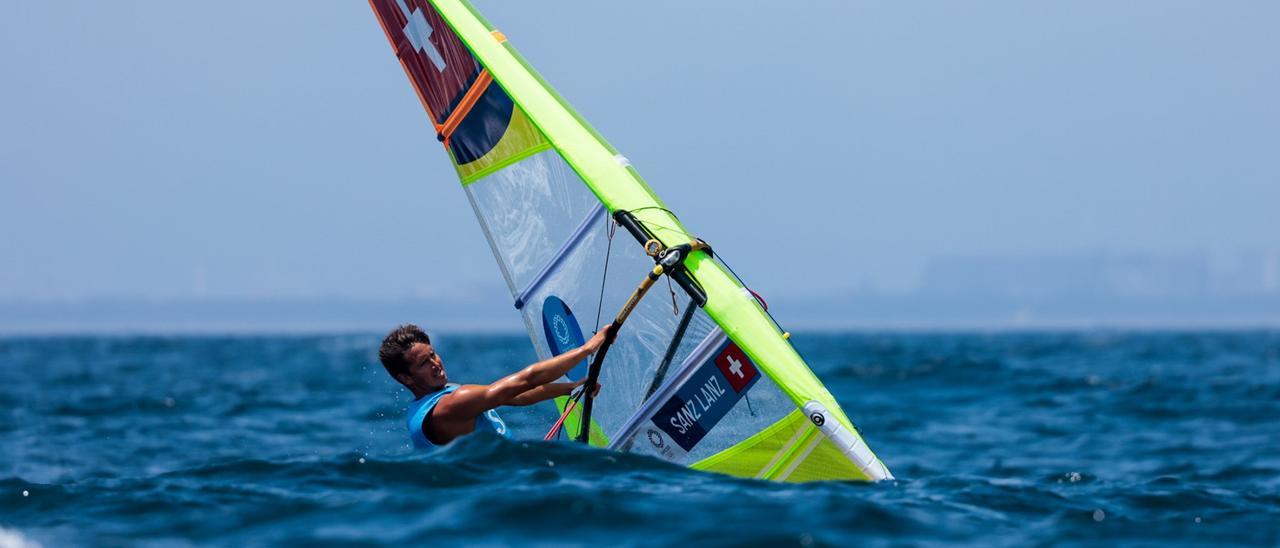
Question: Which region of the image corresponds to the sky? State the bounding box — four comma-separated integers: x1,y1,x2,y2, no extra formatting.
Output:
2,1,1277,306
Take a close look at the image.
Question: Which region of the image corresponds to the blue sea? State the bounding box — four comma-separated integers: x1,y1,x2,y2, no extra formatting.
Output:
2,331,1278,546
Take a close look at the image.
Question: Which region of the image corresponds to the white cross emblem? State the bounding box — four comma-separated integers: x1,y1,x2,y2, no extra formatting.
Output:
727,355,745,378
396,0,447,72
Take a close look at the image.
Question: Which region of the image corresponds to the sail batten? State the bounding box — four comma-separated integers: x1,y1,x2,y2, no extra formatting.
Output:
514,202,605,309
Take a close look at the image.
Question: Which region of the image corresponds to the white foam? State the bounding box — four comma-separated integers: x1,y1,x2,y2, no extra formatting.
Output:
0,527,41,548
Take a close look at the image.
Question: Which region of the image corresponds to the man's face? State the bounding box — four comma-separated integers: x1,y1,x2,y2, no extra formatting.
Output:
402,342,447,391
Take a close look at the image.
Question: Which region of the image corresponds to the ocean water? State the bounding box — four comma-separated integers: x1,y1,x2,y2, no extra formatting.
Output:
1,331,1278,546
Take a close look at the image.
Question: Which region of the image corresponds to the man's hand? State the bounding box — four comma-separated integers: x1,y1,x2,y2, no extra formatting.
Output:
576,378,604,396
581,323,616,354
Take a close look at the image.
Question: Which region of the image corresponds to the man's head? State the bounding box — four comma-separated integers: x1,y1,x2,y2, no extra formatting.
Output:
379,324,447,394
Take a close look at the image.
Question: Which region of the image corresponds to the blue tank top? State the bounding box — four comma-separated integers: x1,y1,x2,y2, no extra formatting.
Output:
405,384,509,448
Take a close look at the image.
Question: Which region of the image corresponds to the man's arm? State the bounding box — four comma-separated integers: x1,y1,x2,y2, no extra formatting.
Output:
436,324,613,419
506,382,576,406
507,378,603,407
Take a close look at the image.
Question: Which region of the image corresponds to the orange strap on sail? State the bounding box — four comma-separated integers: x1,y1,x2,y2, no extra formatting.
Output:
439,69,493,147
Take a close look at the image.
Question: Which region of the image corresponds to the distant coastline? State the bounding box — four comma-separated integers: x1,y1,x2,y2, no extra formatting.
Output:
3,293,1277,335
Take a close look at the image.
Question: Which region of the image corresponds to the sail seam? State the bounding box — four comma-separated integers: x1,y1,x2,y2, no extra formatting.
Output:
459,142,551,185
512,202,606,309
773,430,823,482
762,424,818,480
754,423,811,479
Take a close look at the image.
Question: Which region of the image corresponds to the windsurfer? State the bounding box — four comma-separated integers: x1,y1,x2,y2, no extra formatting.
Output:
378,323,611,447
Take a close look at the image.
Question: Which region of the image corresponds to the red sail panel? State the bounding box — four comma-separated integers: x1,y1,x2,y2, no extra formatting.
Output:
370,0,481,125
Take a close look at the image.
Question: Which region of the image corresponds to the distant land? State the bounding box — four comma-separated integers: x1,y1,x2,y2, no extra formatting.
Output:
4,252,1278,333
3,293,1277,335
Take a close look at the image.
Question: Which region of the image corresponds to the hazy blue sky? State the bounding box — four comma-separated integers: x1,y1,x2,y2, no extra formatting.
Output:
2,1,1277,303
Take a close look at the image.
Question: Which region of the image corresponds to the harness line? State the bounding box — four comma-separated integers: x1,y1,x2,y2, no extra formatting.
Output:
543,386,584,440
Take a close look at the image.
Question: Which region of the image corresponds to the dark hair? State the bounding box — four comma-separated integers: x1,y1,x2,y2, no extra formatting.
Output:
379,324,431,380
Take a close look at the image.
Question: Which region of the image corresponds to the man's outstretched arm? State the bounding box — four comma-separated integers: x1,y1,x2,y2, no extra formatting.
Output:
506,382,575,407
506,378,603,407
436,324,613,419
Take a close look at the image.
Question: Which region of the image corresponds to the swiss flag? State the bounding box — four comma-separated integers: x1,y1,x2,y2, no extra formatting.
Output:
714,343,758,393
370,0,481,124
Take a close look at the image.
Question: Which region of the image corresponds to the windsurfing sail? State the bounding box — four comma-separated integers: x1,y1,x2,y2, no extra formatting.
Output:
369,0,892,482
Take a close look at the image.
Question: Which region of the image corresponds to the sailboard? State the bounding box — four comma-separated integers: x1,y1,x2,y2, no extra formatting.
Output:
369,0,892,482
